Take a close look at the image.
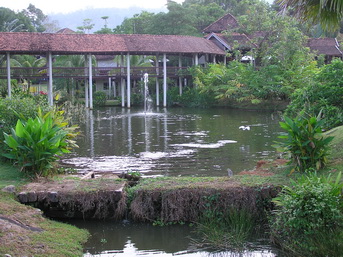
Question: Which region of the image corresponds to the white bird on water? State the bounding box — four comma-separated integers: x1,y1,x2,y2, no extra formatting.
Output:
239,125,250,131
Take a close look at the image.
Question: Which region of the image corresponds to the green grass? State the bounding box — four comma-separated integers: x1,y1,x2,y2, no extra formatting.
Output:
0,193,89,256
0,162,28,189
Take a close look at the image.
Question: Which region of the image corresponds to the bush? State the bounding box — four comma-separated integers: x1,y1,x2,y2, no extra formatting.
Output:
286,59,343,130
271,172,343,256
273,115,334,172
0,95,51,135
2,109,78,177
93,91,107,107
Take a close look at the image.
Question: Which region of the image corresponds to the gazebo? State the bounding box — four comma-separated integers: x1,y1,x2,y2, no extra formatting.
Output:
0,32,226,108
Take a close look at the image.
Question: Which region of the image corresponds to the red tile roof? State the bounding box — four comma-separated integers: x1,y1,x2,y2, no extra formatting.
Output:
0,32,225,56
202,13,239,33
307,38,342,56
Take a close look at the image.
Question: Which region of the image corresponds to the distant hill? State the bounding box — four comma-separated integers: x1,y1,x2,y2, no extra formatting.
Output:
49,7,166,33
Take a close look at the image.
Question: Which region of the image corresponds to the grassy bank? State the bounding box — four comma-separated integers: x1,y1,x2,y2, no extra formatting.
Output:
0,164,89,257
0,126,342,256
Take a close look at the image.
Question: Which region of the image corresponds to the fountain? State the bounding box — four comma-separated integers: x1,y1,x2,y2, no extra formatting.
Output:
143,73,153,113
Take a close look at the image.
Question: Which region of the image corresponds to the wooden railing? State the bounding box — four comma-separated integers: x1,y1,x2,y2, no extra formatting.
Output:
0,66,191,79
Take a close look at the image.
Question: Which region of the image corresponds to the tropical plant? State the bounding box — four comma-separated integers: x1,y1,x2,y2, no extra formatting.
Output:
2,108,79,177
278,0,343,32
93,91,107,107
273,115,334,173
10,55,46,92
286,59,343,129
271,171,343,255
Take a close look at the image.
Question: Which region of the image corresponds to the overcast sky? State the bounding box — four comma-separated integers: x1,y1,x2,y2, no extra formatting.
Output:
1,0,185,14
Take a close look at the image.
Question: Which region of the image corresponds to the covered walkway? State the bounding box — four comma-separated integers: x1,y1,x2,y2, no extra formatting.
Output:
0,32,226,108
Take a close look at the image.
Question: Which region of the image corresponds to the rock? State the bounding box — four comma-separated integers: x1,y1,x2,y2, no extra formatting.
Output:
48,191,59,203
18,192,28,203
27,191,38,202
2,185,16,193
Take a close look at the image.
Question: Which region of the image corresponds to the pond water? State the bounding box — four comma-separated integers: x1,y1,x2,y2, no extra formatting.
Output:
62,107,283,256
61,107,282,176
67,220,280,257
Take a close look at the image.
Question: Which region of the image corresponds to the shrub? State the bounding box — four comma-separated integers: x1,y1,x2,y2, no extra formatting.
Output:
2,109,78,177
93,91,107,107
286,59,343,130
273,115,334,173
271,172,343,255
0,95,51,135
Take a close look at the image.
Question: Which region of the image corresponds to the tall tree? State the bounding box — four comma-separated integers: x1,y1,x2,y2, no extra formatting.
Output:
278,0,343,32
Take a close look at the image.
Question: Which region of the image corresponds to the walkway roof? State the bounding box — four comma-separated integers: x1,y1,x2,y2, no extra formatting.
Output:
0,32,226,56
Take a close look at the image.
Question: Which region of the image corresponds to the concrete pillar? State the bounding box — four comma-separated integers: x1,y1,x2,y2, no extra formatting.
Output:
6,52,11,98
88,54,93,109
163,53,167,107
108,77,112,97
121,54,125,107
213,55,216,63
84,55,89,108
48,52,53,106
127,53,131,108
155,54,160,106
178,54,182,95
194,53,199,66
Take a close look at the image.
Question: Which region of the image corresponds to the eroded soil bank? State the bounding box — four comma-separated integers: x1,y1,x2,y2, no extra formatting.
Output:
17,174,281,223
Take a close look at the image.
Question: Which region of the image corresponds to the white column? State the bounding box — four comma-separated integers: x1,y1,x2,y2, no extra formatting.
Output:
213,55,216,63
194,53,199,66
155,54,160,106
48,52,53,106
6,53,11,98
84,55,89,108
223,54,227,65
88,54,93,109
108,77,112,97
127,53,131,108
178,54,182,95
121,54,125,107
163,53,167,107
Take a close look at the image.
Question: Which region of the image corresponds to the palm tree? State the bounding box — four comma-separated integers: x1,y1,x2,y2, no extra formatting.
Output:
11,55,46,93
278,0,343,32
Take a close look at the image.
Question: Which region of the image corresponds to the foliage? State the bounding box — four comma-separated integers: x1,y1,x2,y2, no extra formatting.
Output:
0,5,47,32
167,86,216,107
93,91,107,107
194,194,255,251
2,108,78,177
278,0,343,32
113,1,224,35
273,115,334,173
271,171,343,255
286,59,343,130
0,94,51,135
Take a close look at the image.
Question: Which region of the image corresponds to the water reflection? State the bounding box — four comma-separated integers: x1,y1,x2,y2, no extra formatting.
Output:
67,220,278,257
62,107,282,176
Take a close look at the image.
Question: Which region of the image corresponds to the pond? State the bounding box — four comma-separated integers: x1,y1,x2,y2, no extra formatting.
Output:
61,107,283,256
61,107,282,176
67,220,281,257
